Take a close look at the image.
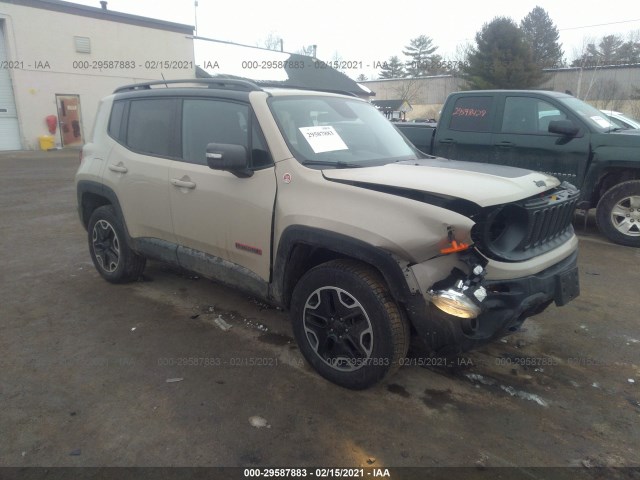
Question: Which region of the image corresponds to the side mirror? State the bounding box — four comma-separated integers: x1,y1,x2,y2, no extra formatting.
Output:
548,120,579,137
206,143,253,178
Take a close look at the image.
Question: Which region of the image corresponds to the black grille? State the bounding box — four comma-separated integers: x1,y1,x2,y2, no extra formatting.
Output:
523,188,580,250
472,183,580,262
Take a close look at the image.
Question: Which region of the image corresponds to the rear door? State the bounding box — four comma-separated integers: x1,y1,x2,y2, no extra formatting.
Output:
433,94,496,162
103,97,178,243
491,94,591,185
168,98,276,281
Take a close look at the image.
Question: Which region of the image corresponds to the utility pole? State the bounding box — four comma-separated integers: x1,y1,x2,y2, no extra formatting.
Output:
194,0,198,36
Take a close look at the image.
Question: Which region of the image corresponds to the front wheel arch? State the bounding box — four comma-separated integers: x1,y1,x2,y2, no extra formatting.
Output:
273,226,419,311
290,259,410,389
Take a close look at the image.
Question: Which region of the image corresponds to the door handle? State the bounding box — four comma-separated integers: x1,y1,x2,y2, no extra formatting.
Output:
108,164,128,173
439,138,454,144
494,141,514,148
170,178,196,189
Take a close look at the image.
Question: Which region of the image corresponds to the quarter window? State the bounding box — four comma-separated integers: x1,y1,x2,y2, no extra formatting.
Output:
107,100,125,142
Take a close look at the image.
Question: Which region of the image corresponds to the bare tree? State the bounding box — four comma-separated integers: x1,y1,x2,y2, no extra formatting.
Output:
392,77,422,104
571,35,597,99
629,85,640,120
297,45,317,57
258,32,283,51
451,41,474,75
591,79,624,110
331,51,344,71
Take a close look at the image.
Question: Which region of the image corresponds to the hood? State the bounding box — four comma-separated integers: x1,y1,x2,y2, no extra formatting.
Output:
592,130,640,151
610,128,640,136
322,157,560,208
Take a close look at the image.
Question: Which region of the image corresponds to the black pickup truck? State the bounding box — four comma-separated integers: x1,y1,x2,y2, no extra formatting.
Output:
396,90,640,247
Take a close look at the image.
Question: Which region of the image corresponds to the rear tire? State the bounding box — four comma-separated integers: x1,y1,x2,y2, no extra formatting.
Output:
596,180,640,247
88,205,146,283
290,260,409,390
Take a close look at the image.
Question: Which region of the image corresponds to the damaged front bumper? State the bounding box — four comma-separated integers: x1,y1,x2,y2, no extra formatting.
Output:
410,249,580,348
468,249,579,339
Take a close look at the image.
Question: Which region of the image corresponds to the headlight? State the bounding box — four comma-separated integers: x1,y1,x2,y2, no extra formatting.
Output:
429,288,482,319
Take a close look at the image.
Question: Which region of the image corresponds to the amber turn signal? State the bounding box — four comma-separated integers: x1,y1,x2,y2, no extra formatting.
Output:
440,240,470,254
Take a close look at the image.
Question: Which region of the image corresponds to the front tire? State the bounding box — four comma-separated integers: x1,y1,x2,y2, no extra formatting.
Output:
88,205,146,283
290,260,409,390
596,180,640,247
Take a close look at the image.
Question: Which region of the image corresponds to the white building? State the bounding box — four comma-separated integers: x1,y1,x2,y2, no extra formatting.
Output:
0,0,194,150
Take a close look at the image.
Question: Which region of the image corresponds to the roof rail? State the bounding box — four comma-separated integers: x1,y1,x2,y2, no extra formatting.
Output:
113,78,263,93
255,81,359,97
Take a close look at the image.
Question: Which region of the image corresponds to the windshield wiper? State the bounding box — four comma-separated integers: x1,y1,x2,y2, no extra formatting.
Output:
301,160,363,169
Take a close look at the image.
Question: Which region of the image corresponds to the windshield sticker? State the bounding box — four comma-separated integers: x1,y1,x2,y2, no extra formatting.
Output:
299,126,348,153
590,115,613,128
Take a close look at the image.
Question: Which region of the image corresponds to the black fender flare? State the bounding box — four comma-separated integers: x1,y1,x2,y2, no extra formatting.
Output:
271,225,427,326
77,180,130,239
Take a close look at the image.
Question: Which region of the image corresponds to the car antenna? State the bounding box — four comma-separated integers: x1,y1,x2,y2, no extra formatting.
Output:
161,72,168,88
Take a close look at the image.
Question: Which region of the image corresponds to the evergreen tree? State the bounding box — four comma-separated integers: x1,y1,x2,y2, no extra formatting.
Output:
403,35,438,77
378,56,406,79
520,6,564,68
463,17,544,89
571,34,635,66
599,35,625,64
617,39,640,64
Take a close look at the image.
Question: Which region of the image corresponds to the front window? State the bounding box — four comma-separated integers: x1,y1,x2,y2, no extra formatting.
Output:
501,97,568,134
269,96,419,167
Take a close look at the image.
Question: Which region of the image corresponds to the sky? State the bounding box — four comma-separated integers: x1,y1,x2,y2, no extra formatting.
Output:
72,0,640,79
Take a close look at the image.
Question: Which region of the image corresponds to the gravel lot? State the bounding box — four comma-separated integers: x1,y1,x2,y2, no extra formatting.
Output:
1,150,639,477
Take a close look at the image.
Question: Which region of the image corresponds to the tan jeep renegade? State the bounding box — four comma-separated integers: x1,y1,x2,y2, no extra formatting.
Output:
76,78,580,389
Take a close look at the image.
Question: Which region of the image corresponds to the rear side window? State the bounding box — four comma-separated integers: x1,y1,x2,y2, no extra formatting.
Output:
126,99,176,157
448,96,493,132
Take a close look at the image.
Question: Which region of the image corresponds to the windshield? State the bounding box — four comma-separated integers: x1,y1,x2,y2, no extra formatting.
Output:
269,96,419,167
557,96,617,131
606,112,640,130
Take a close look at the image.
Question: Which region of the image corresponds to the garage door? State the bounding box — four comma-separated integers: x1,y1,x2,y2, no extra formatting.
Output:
0,21,21,150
